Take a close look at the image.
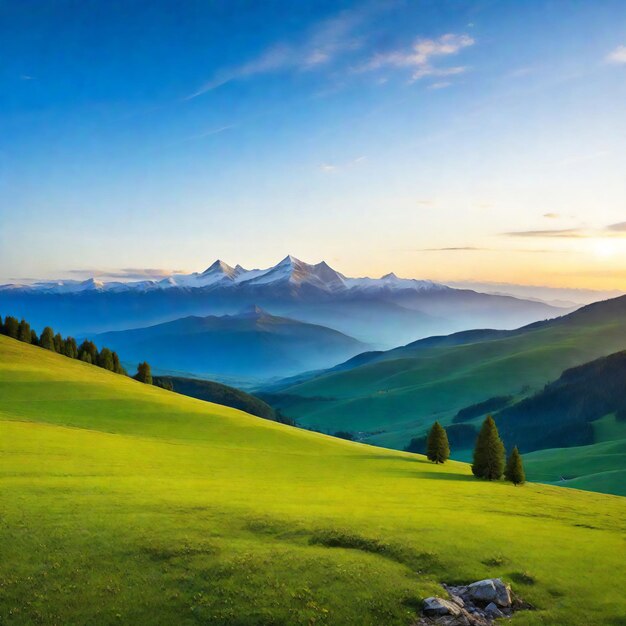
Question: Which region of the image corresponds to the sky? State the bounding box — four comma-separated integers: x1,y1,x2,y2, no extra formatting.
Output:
1,0,625,289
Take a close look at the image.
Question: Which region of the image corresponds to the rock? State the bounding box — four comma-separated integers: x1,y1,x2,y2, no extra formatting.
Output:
450,594,465,608
423,597,463,617
484,602,504,618
467,578,512,607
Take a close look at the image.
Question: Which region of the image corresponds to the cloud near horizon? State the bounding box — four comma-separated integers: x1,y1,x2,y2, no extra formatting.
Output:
503,223,626,238
67,268,189,280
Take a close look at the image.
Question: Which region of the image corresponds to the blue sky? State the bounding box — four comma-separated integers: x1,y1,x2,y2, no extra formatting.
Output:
1,0,625,288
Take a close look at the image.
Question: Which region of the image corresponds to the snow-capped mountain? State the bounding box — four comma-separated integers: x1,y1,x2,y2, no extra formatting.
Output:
0,256,447,295
0,255,572,348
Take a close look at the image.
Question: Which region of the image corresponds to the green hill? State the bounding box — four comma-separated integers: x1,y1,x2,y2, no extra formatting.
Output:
1,335,625,625
152,375,289,423
269,296,626,455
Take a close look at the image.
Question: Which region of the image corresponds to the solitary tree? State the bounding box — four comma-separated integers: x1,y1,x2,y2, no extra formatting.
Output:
426,421,450,464
18,319,32,343
135,361,152,385
472,415,505,480
4,316,19,339
40,326,56,351
504,446,525,485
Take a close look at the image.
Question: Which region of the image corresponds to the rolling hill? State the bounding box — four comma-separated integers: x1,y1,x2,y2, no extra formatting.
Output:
93,306,366,383
0,335,625,625
265,296,626,487
152,374,289,423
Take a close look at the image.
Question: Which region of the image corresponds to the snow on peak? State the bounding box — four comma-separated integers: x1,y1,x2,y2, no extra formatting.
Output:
201,259,239,279
0,257,446,295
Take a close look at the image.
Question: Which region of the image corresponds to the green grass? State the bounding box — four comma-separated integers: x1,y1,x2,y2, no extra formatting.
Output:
523,436,626,496
1,335,626,625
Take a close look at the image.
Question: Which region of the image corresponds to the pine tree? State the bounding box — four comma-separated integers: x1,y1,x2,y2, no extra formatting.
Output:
53,333,64,353
4,316,19,339
79,352,93,364
98,348,115,371
78,340,98,364
18,319,31,343
112,351,125,375
30,329,39,346
505,446,526,485
426,421,450,463
64,337,78,359
472,415,505,480
40,327,56,351
134,361,152,385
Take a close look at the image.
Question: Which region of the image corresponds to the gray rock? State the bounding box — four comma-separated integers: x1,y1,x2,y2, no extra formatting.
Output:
467,578,512,607
485,602,505,618
423,596,463,617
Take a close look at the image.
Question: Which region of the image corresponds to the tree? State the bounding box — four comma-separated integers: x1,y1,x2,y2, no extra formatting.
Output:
472,415,505,480
4,316,19,339
134,361,152,384
64,337,78,359
505,446,526,485
53,333,64,354
78,340,98,364
111,351,125,375
40,326,55,351
79,351,93,364
30,329,39,346
18,319,32,343
98,347,115,371
426,421,450,463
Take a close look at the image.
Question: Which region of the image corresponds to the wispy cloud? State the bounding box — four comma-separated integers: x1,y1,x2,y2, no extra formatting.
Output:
185,9,368,99
319,155,366,173
606,45,626,64
543,212,560,219
428,81,452,90
607,221,626,232
419,246,489,251
502,228,587,238
503,222,626,238
359,33,475,81
184,124,236,141
67,268,188,280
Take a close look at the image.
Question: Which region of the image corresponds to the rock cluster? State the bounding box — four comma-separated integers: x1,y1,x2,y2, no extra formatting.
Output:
416,578,526,625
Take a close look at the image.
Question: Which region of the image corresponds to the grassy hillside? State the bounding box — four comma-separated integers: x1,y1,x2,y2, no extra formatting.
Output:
1,335,625,625
271,297,626,453
152,375,286,423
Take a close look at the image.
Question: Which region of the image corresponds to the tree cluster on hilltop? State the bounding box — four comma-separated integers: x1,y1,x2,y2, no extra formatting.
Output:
0,314,152,384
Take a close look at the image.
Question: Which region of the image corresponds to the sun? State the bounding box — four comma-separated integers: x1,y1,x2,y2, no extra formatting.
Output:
590,239,618,258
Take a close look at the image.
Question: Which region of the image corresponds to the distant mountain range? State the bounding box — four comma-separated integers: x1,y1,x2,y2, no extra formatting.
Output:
0,256,570,347
94,306,366,382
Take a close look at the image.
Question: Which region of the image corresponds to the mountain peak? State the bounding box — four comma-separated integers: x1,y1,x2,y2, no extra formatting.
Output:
202,259,237,277
276,254,302,268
